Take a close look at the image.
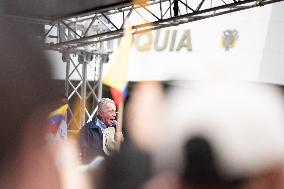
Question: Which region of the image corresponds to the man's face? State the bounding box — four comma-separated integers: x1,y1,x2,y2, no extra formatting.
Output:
99,102,116,127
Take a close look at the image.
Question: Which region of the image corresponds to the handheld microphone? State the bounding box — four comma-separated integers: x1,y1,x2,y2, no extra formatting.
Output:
112,120,118,128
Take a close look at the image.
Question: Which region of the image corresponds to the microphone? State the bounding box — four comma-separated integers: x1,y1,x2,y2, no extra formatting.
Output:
112,120,118,128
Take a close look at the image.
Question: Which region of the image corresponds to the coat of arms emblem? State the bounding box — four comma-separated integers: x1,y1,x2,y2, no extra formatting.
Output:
221,29,238,51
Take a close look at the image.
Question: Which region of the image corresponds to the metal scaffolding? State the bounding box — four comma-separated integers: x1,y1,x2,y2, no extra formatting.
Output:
43,0,284,52
46,16,111,129
62,51,108,129
41,0,283,129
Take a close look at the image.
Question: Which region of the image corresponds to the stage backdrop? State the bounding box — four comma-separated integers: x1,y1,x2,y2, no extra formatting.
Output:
47,1,284,84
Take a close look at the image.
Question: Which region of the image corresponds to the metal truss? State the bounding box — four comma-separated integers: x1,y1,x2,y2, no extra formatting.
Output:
44,0,284,52
63,51,107,129
42,0,284,129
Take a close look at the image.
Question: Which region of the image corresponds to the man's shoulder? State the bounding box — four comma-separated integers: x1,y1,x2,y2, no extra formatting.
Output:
85,118,100,128
80,119,101,137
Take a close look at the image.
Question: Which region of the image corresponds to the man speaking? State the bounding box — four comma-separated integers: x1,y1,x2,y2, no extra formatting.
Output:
79,98,123,164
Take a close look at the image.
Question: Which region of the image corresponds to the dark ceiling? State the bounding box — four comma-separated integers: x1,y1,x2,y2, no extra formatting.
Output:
1,0,131,20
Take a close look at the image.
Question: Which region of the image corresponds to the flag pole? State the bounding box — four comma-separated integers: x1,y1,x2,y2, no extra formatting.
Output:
117,100,124,132
115,100,124,144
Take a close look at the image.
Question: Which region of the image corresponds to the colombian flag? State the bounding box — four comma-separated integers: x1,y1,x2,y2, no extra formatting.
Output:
47,104,68,134
102,24,132,107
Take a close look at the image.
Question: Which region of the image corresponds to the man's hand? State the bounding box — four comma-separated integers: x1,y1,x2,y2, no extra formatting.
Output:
115,131,124,144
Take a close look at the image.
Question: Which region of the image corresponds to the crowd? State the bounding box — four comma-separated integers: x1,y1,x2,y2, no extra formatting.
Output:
2,17,284,189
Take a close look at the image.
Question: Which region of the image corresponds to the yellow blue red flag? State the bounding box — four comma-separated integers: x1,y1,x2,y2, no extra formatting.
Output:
47,104,68,134
102,23,132,107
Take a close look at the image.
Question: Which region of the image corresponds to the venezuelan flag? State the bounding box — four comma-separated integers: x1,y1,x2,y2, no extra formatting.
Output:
47,104,68,134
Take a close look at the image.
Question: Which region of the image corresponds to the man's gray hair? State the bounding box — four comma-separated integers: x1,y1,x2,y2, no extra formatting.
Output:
98,98,115,111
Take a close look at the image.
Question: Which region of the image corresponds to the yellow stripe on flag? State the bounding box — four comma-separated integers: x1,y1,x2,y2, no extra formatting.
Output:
102,23,132,92
49,104,68,118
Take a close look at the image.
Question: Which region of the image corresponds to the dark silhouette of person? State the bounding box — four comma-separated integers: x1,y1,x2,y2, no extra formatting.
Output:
0,18,61,189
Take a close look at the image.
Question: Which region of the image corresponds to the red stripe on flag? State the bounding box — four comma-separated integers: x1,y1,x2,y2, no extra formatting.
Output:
47,123,59,134
110,87,122,107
